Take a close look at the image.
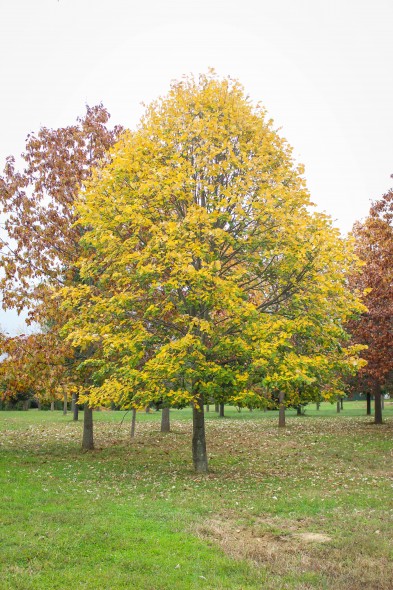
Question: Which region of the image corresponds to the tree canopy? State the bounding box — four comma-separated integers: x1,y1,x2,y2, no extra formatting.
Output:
61,73,364,471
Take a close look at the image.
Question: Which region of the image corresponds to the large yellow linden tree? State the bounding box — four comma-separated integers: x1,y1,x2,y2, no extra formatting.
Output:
61,72,365,472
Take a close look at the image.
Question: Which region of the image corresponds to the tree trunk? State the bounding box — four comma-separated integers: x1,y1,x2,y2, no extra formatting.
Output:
130,408,137,439
206,404,209,412
316,401,320,411
340,398,344,410
366,392,371,416
219,403,224,417
72,391,79,421
161,407,170,433
374,383,383,425
192,395,208,473
82,404,94,450
297,405,302,416
63,390,68,415
336,400,341,413
50,400,55,411
278,391,286,428
215,402,219,412
22,400,30,411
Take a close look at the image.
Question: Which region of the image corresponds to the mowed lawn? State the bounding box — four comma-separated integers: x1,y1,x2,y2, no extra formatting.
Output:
1,402,392,589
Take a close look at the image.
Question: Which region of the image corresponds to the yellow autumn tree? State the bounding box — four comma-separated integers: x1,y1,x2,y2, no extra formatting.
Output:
61,72,364,472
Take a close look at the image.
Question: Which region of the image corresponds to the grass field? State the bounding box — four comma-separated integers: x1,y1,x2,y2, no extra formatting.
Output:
1,402,392,589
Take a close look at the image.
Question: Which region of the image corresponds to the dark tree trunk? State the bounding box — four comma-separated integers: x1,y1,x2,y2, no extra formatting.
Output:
130,407,137,439
316,401,320,411
50,400,55,411
205,404,209,412
340,398,344,410
161,407,170,432
192,395,208,473
63,390,68,415
278,391,286,428
297,405,302,416
22,400,30,411
215,402,219,412
336,400,341,413
72,391,79,421
82,404,94,450
366,392,372,416
248,406,253,412
374,383,383,425
219,403,224,417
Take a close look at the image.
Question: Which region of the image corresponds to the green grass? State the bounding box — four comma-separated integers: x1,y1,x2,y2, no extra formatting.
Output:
1,401,392,589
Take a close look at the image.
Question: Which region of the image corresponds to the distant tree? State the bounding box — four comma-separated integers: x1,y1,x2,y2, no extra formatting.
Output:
0,105,122,446
349,190,393,423
0,328,69,410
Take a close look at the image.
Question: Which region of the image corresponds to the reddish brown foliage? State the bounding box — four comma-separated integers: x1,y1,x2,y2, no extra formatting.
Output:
350,190,393,391
0,105,122,400
0,104,122,313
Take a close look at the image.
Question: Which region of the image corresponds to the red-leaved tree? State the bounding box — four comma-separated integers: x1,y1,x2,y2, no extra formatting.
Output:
350,190,393,423
0,105,122,446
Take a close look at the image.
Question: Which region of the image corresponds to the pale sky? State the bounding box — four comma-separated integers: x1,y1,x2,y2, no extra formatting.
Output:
1,0,393,334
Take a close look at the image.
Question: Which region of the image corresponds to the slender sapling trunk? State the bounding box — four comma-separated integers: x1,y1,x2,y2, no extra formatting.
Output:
161,407,170,433
82,404,94,450
366,392,371,416
374,383,383,425
278,391,286,428
72,391,79,421
192,394,208,473
130,407,137,439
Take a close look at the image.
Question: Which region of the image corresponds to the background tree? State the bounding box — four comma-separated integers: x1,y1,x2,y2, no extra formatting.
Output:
0,105,122,446
61,72,364,472
349,190,393,423
0,327,68,410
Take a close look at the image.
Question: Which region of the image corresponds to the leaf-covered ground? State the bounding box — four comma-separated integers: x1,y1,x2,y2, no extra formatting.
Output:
1,403,392,589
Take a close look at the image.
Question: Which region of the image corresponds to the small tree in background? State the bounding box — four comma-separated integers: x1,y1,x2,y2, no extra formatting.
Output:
0,105,122,446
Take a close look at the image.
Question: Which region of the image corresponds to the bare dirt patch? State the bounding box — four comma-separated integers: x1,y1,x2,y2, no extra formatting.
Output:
196,516,331,567
195,514,393,589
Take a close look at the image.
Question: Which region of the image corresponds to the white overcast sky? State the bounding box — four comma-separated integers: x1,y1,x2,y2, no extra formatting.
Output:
1,0,393,333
